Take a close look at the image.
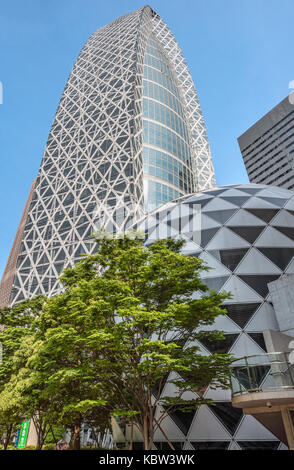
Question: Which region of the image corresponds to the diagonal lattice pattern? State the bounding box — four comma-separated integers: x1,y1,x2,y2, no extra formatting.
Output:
9,6,215,304
130,183,294,449
152,12,216,191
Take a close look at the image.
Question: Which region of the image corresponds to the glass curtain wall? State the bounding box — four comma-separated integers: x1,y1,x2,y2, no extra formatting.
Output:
142,34,195,211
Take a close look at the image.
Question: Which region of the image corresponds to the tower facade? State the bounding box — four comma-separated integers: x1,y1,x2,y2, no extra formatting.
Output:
0,180,36,307
7,6,215,304
238,96,294,190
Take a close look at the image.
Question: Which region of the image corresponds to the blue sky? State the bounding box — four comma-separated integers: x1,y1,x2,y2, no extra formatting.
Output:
0,0,294,276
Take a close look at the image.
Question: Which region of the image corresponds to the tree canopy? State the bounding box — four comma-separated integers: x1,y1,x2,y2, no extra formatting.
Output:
0,235,232,450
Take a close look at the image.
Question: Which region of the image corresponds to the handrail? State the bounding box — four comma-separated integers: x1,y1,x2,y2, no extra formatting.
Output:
231,352,291,363
230,352,294,396
233,351,290,362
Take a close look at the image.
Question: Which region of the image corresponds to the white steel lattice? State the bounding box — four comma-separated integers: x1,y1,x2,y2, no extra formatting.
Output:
152,12,216,190
9,6,215,303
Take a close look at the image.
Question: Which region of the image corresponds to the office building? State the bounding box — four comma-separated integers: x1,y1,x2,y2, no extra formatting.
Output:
238,96,294,190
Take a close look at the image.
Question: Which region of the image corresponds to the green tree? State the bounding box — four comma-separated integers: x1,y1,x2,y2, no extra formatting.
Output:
29,297,113,450
0,296,45,383
0,297,45,449
0,394,23,450
1,313,111,450
36,235,232,450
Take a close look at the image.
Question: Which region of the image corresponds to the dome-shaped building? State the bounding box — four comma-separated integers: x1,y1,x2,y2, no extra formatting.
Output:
133,183,294,450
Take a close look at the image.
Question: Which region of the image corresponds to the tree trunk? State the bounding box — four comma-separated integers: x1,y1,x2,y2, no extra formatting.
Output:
34,421,49,450
73,419,82,450
129,419,134,450
142,415,149,450
36,427,44,450
33,418,42,450
154,418,175,450
36,435,42,450
2,424,13,450
49,425,58,444
142,412,154,450
36,427,43,449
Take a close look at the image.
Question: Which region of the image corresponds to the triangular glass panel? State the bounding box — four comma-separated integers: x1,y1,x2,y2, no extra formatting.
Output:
199,333,239,353
244,208,279,223
247,333,267,351
206,249,221,262
219,196,250,207
274,226,294,242
185,198,212,208
191,441,230,450
237,246,284,275
205,226,251,251
54,263,64,274
233,363,270,391
199,250,231,275
165,405,196,436
228,226,265,244
238,275,280,298
203,197,238,212
204,209,237,225
55,249,66,262
42,187,54,198
60,220,71,232
226,209,267,227
219,248,248,271
257,247,294,271
222,303,261,329
258,197,288,208
77,225,89,237
20,257,31,269
202,276,230,291
237,187,262,195
208,402,243,435
237,441,279,450
38,253,49,265
15,291,25,302
270,210,294,231
63,192,75,206
203,189,226,197
200,227,220,248
255,226,294,248
201,214,222,230
216,188,249,197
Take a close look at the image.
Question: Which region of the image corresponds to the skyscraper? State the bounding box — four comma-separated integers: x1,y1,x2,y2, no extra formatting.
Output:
4,5,215,305
238,96,294,190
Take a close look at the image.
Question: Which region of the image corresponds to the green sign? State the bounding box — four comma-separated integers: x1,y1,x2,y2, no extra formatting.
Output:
17,420,30,449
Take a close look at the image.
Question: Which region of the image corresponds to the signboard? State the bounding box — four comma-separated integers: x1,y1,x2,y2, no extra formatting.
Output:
17,420,30,449
14,429,20,448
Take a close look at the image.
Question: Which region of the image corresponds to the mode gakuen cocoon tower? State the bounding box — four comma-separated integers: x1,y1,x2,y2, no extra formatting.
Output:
2,5,215,304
